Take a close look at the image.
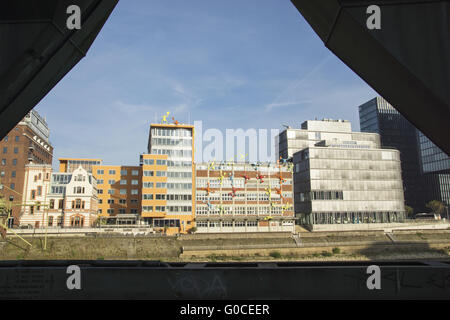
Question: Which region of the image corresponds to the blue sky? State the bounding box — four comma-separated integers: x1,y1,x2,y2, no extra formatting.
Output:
35,0,377,167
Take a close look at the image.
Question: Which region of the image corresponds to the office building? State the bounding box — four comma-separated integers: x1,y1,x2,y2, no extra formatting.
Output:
195,161,295,233
92,164,142,225
417,131,450,206
0,110,53,226
140,123,195,234
359,96,450,210
279,119,405,229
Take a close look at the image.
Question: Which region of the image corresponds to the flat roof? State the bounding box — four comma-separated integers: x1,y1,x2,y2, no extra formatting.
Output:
150,123,194,129
59,158,103,162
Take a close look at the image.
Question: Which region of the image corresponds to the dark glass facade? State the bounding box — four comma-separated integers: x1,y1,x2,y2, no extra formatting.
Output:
417,131,450,207
358,97,426,213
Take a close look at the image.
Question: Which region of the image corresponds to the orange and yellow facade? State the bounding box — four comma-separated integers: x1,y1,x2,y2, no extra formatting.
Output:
92,165,142,221
142,123,196,234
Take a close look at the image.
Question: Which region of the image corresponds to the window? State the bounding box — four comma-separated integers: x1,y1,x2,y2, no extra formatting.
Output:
3,136,7,142
13,147,18,154
155,194,166,200
98,189,104,194
31,190,36,200
131,180,138,185
131,189,138,195
143,194,153,200
1,171,5,177
130,199,138,204
2,147,7,154
97,179,104,185
97,169,104,175
120,169,127,175
107,209,114,214
119,199,126,204
74,186,85,194
130,209,138,214
48,216,53,227
1,159,5,165
58,199,64,209
108,199,114,204
120,179,127,185
109,170,116,175
143,159,154,165
143,182,153,188
37,186,42,196
12,159,17,166
11,171,16,178
108,189,114,195
72,199,84,209
120,189,126,195
70,216,84,227
98,199,103,204
108,179,115,185
10,183,14,190
143,170,154,176
132,170,139,176
119,209,126,214
15,136,19,142
142,206,153,212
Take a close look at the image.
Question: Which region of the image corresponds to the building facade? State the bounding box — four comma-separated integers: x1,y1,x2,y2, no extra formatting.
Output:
0,110,53,226
140,123,196,234
195,161,295,233
59,158,102,173
279,119,405,228
417,131,450,206
358,97,425,212
359,96,450,210
19,164,98,228
92,164,142,224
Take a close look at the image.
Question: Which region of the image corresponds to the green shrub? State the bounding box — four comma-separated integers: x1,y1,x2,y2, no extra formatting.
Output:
321,251,333,257
269,251,282,259
332,247,341,254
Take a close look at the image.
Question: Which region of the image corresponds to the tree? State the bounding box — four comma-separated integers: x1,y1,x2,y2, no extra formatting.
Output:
404,205,414,218
426,200,445,216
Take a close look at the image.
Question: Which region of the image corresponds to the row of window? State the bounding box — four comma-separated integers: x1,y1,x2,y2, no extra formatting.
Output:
97,179,139,185
143,193,166,200
196,193,291,201
151,138,192,147
96,169,139,176
1,159,18,166
2,136,20,142
297,190,344,202
99,208,138,214
2,147,19,154
98,189,139,195
99,199,138,205
151,149,192,158
152,128,192,137
196,221,259,228
143,170,165,177
142,159,167,165
196,206,284,215
142,182,192,190
142,206,166,212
